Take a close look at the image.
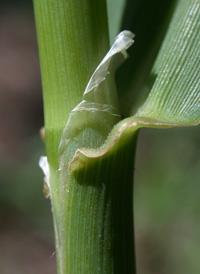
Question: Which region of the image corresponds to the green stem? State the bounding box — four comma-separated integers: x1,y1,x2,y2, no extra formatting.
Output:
34,0,136,273
59,133,137,273
33,0,109,265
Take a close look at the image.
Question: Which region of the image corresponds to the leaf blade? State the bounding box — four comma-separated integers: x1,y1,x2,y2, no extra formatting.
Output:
135,0,200,124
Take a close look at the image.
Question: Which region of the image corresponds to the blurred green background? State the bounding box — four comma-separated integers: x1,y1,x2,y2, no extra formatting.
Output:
0,1,56,273
0,1,199,273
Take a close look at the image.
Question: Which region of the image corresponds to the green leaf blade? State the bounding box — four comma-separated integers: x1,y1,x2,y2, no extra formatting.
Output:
135,0,200,125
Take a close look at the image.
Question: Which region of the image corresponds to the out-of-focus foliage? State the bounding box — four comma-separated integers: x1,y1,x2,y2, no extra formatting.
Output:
135,126,200,274
0,2,55,273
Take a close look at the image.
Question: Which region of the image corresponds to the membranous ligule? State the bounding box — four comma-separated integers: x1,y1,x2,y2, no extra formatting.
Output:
58,31,135,171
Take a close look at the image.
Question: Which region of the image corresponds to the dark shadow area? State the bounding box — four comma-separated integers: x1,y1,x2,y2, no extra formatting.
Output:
0,0,32,7
116,0,177,117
